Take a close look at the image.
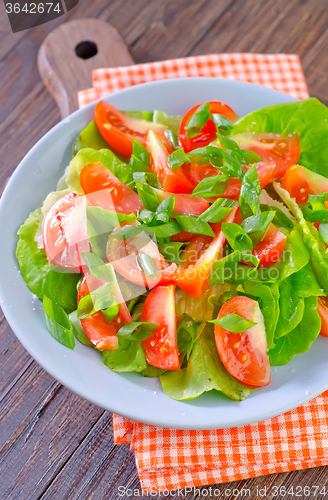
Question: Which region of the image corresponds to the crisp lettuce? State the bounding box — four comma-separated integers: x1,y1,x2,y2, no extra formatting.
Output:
160,323,253,401
232,98,328,178
274,283,304,340
269,296,321,365
284,263,324,297
102,338,146,373
16,208,80,313
175,287,214,322
274,183,328,293
153,110,182,135
251,226,310,283
73,120,109,156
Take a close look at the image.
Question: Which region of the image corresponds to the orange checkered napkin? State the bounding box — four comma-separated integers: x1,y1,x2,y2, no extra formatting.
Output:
78,54,327,493
78,53,309,107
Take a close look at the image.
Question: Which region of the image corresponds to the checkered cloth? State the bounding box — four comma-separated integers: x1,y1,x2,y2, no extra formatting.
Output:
78,54,328,493
78,53,309,107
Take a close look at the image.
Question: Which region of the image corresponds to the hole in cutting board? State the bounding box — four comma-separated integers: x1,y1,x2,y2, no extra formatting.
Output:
75,41,98,59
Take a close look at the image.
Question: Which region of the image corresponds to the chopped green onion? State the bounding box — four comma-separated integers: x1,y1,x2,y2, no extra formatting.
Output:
239,164,261,219
186,102,210,139
211,114,233,135
192,174,230,198
221,223,253,252
168,148,186,171
173,213,216,237
209,313,257,333
102,297,120,322
117,321,158,341
165,129,180,149
240,211,275,245
43,296,75,349
136,182,159,211
137,253,157,277
198,198,235,223
81,252,115,282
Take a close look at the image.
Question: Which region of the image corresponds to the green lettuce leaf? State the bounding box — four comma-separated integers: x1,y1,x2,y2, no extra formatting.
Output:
175,287,214,322
102,338,146,373
152,110,182,135
251,226,310,283
274,283,304,340
268,296,321,365
66,147,132,193
16,208,49,300
16,208,79,313
232,98,328,178
73,121,109,156
160,323,253,401
275,184,328,293
284,263,324,297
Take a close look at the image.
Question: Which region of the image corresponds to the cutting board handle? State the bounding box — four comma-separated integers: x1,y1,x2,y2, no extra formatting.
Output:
38,18,134,118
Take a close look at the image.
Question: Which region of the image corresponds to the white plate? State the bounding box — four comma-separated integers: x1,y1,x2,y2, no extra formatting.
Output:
1,77,328,430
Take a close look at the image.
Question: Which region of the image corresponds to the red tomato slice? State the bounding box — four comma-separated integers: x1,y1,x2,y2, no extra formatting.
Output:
154,188,209,215
190,163,218,183
232,132,300,180
95,101,166,157
179,101,238,153
318,296,328,338
80,162,143,214
106,220,177,288
214,296,271,387
180,235,213,267
42,192,89,273
281,164,328,204
252,224,287,267
175,206,237,298
170,231,197,242
77,271,132,350
147,131,195,193
141,285,180,370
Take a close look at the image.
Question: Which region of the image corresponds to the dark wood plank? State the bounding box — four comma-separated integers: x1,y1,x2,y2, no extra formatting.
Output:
1,0,328,498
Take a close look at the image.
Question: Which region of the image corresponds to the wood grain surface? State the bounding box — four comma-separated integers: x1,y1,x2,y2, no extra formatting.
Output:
1,0,328,498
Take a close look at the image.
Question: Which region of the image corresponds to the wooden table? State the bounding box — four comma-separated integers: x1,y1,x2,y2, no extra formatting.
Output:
1,1,328,498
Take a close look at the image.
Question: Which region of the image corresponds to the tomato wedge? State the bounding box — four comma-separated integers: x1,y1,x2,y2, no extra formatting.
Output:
190,163,218,183
180,235,213,267
214,296,271,387
281,164,328,204
106,220,177,288
221,161,276,200
252,224,287,267
179,101,238,153
147,131,195,193
170,231,196,242
154,188,209,215
42,192,89,273
80,162,143,214
141,285,180,370
232,132,300,180
95,101,166,157
78,271,132,350
175,206,237,298
317,296,328,338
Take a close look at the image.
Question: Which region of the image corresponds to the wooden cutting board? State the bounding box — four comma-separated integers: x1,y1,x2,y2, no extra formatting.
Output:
38,18,134,118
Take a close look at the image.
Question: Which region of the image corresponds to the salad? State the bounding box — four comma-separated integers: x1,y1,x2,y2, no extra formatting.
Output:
16,96,328,402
